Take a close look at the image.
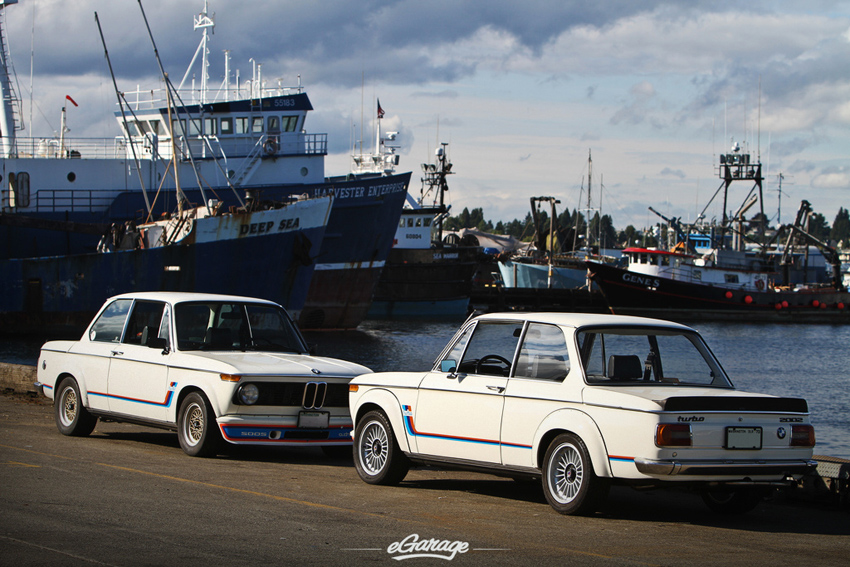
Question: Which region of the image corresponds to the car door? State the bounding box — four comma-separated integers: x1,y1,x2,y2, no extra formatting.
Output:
106,300,174,422
69,298,135,412
412,320,522,464
500,322,575,468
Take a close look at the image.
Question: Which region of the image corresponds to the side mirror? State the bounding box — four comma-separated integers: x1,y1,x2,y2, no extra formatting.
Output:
146,337,169,353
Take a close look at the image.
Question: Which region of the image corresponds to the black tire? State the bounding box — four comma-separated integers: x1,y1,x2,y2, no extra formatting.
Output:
177,392,222,457
541,433,609,515
701,488,763,514
353,410,410,485
54,377,97,437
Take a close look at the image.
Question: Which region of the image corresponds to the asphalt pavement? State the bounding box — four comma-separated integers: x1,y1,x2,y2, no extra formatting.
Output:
1,393,848,566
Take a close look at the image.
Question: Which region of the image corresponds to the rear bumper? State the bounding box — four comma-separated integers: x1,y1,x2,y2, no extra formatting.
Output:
634,458,818,477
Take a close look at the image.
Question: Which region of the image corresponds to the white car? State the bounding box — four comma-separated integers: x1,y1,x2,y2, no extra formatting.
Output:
37,292,370,457
349,312,816,515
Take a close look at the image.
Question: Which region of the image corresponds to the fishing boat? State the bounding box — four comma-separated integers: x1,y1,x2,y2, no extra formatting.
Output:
0,196,333,334
587,144,849,322
0,1,410,330
368,143,481,317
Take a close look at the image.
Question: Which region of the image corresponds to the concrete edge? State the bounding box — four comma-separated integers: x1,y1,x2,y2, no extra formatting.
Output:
1,362,38,395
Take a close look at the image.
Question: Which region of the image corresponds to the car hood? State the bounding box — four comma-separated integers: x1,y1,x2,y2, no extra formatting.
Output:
174,351,371,378
582,386,771,412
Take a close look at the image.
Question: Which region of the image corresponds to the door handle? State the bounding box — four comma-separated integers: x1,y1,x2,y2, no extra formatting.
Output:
486,385,505,393
111,350,124,357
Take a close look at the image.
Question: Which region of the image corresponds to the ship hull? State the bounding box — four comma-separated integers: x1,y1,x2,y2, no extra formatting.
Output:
0,200,332,335
367,247,479,318
587,260,850,322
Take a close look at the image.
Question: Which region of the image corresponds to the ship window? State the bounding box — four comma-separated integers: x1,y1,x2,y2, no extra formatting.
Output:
251,116,264,133
282,116,298,132
221,117,233,135
127,122,141,136
204,118,218,136
150,120,163,135
188,119,202,136
661,255,669,266
137,121,151,134
415,218,422,227
235,117,250,134
407,218,414,227
171,119,187,138
639,253,648,264
8,172,31,208
724,274,739,284
399,218,405,228
424,218,432,227
267,116,280,133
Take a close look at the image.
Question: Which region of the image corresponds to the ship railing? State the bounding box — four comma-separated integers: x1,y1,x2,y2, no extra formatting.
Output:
8,137,129,160
120,84,305,110
33,189,130,214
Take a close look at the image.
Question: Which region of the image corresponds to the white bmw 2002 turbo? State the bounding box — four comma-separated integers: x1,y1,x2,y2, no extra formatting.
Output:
37,292,369,457
349,313,816,515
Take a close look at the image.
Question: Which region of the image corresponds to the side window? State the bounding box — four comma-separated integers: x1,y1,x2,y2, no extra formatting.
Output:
221,117,233,135
268,116,280,133
235,117,249,134
122,301,166,346
439,324,474,372
457,321,522,377
251,116,264,133
204,117,218,136
514,323,570,381
89,299,133,343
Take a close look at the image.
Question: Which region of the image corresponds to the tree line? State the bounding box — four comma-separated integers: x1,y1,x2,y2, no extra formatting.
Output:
442,206,850,250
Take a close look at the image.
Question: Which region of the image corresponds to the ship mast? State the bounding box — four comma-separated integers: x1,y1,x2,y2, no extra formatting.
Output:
0,0,23,159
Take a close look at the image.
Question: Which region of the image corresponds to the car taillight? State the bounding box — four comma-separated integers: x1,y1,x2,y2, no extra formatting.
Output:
656,423,692,447
790,424,815,447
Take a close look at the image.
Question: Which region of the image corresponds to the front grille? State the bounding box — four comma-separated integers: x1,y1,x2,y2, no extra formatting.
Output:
237,381,349,408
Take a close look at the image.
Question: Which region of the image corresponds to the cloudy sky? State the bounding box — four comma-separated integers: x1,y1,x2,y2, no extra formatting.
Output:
5,0,849,230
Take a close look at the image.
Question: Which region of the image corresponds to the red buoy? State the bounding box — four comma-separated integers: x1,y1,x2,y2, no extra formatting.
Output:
744,295,753,304
838,303,845,310
813,300,820,307
725,291,733,299
782,301,789,308
775,303,782,310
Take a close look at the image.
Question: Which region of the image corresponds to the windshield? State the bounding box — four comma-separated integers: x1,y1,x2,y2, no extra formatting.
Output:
577,326,731,387
175,301,306,353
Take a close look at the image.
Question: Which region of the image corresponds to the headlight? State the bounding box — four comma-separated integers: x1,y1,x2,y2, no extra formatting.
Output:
237,383,260,405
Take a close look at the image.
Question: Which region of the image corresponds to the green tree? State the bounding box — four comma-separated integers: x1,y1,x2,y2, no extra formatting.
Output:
830,207,850,247
807,212,830,241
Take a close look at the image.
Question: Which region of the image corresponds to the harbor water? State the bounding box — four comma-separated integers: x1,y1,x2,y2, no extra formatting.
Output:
2,318,847,459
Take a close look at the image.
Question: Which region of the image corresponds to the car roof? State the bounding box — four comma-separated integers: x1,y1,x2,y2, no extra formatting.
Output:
472,311,695,331
105,291,281,307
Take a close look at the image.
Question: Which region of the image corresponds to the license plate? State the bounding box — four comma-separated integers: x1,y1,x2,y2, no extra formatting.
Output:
726,426,762,449
298,411,329,429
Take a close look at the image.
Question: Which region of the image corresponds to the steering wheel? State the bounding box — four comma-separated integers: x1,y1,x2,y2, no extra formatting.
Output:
475,354,512,375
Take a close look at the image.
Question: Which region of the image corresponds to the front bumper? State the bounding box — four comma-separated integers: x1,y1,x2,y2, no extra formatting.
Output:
634,458,818,477
217,414,353,446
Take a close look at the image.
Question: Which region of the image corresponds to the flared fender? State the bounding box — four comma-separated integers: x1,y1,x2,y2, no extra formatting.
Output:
532,409,613,478
352,387,414,454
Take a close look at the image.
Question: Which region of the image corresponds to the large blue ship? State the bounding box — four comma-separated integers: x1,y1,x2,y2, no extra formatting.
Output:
0,1,410,331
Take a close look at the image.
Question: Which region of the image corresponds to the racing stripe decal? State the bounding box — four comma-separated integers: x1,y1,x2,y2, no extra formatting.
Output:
401,405,532,450
87,382,178,407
